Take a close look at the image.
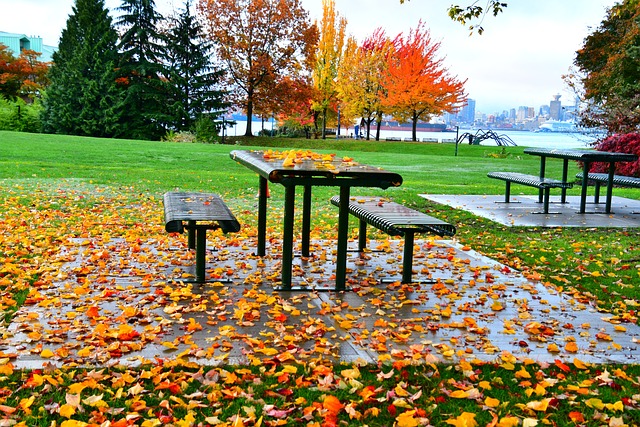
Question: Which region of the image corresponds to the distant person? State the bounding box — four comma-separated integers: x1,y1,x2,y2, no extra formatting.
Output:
354,123,360,140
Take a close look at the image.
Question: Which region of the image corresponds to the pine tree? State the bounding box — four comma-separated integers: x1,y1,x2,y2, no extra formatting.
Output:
115,0,168,140
41,0,122,137
163,0,227,132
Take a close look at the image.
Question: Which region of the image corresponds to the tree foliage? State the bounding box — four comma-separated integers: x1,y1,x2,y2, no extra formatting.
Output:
41,0,122,137
116,0,168,140
574,0,640,134
198,0,318,136
336,30,391,140
381,22,467,141
400,0,507,34
312,0,346,138
0,45,49,101
163,0,228,132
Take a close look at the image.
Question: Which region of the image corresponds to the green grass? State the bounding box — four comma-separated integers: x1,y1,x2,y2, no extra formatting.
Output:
2,130,640,426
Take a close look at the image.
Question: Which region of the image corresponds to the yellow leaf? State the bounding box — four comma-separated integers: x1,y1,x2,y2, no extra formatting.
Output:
496,416,520,427
526,398,551,412
445,412,478,427
450,390,469,399
515,367,531,379
585,398,605,410
547,343,560,353
484,397,500,407
396,410,419,427
565,341,579,353
522,419,538,427
40,349,54,359
573,358,589,370
59,404,76,418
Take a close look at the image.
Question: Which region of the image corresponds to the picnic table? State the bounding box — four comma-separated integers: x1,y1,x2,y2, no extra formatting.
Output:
229,149,403,291
524,148,638,214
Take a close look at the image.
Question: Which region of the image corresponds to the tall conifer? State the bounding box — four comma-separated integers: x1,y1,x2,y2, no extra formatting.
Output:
163,0,228,132
42,0,121,137
115,0,167,140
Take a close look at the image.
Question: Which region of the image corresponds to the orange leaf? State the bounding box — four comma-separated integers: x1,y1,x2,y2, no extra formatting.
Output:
323,395,343,415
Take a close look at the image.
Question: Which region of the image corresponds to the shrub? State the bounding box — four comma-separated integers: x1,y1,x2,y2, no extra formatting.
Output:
0,97,43,133
591,133,640,177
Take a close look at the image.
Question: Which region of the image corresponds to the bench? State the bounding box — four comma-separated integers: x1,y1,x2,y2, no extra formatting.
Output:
385,137,401,141
576,172,640,204
330,196,456,283
487,172,573,214
163,192,240,282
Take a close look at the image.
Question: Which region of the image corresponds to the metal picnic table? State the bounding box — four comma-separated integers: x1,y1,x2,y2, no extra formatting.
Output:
524,147,638,214
229,149,403,291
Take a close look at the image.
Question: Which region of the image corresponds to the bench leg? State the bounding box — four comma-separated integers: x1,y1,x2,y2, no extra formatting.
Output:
281,185,296,290
195,226,207,283
542,188,551,214
504,181,511,203
594,182,601,204
358,219,367,252
257,177,268,256
402,231,416,284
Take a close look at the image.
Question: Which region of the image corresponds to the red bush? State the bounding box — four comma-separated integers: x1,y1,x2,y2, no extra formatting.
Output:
590,133,640,177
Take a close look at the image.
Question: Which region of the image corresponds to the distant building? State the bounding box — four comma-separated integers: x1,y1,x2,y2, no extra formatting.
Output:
458,99,476,123
0,31,57,62
549,94,562,120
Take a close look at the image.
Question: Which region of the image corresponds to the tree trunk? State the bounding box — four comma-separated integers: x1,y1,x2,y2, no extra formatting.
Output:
321,107,327,139
412,112,418,142
375,112,383,141
245,88,254,137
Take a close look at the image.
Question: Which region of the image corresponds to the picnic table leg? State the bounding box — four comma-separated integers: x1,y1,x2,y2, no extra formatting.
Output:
281,185,296,290
605,162,615,214
358,219,367,252
579,161,591,213
195,225,207,283
401,230,415,284
301,184,312,257
537,157,547,203
257,177,268,256
335,186,351,292
561,159,569,203
187,220,196,250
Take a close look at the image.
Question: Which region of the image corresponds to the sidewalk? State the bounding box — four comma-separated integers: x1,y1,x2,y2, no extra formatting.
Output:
2,234,639,369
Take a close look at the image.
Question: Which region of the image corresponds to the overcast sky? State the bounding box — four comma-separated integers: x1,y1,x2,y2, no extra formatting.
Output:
1,0,617,114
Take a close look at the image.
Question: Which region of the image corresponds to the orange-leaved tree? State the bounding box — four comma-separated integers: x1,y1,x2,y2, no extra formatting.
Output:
336,29,391,140
312,0,346,139
382,22,467,141
0,45,49,101
198,0,318,136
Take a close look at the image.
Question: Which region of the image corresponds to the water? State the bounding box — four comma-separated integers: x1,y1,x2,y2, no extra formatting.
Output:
227,120,598,149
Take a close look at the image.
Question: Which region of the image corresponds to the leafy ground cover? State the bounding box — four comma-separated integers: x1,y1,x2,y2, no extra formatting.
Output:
0,131,639,426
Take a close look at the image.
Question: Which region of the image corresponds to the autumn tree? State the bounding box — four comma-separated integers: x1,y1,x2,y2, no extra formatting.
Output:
336,29,391,140
41,0,122,137
312,0,346,138
382,22,467,142
163,0,228,132
0,45,49,101
116,0,168,140
198,0,318,137
574,0,640,134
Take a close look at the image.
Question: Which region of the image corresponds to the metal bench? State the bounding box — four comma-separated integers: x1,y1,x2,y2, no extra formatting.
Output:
330,196,456,284
576,172,640,204
164,192,240,282
487,171,573,214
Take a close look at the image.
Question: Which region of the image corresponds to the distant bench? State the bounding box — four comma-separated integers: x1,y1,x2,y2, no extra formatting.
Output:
576,172,640,204
487,172,573,214
330,196,456,283
164,192,240,282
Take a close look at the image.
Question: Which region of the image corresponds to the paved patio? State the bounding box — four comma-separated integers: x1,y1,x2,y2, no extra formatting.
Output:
2,227,639,369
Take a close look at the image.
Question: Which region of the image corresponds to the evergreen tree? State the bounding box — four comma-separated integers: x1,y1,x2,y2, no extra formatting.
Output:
41,0,122,137
163,0,228,132
115,0,168,140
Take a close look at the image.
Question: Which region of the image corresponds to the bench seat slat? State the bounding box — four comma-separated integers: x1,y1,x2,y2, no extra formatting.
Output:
487,172,572,188
576,172,640,188
164,192,240,234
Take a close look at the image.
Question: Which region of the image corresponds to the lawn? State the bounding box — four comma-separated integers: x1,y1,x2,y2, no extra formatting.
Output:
0,130,639,426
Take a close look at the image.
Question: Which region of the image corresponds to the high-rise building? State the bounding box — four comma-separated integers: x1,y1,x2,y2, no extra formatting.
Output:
458,99,476,123
550,94,562,120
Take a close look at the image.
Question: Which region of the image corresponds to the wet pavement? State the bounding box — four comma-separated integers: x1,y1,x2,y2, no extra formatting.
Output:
422,194,640,228
2,222,639,369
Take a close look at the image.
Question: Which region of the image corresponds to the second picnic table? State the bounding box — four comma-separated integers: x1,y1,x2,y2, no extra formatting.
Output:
524,147,638,214
230,149,403,291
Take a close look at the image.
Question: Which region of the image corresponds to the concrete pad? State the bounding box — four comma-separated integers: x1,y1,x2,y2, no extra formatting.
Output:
421,194,640,228
2,235,639,369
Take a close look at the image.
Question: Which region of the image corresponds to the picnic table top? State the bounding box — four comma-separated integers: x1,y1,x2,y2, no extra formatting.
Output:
524,147,638,162
229,149,403,187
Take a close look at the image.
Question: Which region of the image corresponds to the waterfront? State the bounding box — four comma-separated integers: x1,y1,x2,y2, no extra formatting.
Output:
228,120,600,149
